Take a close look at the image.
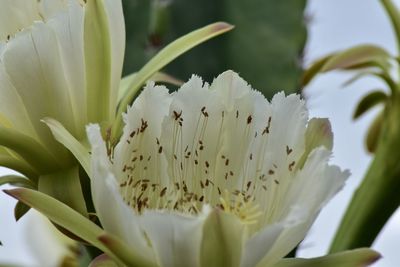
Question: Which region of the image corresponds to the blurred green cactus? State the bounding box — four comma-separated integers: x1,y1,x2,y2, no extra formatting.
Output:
122,0,308,98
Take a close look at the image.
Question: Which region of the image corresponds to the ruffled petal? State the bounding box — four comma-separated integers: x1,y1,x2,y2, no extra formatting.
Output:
1,21,79,156
258,148,349,265
113,82,171,184
87,124,155,263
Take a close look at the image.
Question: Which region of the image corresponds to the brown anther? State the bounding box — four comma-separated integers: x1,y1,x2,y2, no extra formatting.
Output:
286,145,293,155
173,110,182,121
289,161,296,171
160,187,167,197
247,115,252,124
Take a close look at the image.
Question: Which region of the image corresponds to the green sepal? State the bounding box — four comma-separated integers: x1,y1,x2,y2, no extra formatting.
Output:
0,175,35,189
303,45,392,87
0,126,61,173
118,72,183,103
302,54,334,86
297,118,333,169
381,0,400,52
59,255,79,267
3,188,153,267
43,118,90,177
113,22,234,141
2,188,124,266
365,112,384,153
89,254,118,267
0,156,38,181
341,71,397,92
84,0,112,124
14,201,30,222
98,233,156,267
38,166,88,217
200,209,244,267
353,91,387,119
320,45,391,72
272,248,380,267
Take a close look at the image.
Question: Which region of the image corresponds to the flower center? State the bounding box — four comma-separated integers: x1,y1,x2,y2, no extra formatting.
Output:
114,103,300,228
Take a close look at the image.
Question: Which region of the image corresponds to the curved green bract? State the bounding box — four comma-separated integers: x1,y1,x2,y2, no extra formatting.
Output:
0,126,60,173
43,118,90,177
272,248,380,267
3,188,147,267
353,91,387,119
113,22,234,141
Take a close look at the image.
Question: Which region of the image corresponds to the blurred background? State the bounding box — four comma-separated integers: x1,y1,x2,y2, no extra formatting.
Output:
1,0,399,266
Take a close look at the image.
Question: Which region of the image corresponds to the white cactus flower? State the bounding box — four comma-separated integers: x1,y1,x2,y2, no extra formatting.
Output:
0,0,124,172
87,70,349,267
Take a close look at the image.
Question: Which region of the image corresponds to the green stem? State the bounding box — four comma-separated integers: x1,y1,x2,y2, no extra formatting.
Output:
381,0,400,89
330,93,400,251
381,0,400,54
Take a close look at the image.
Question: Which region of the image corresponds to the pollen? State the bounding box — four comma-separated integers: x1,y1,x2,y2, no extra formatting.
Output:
219,190,262,225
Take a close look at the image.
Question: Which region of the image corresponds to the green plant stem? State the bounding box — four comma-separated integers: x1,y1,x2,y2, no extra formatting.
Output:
381,0,400,89
382,0,400,54
330,93,400,251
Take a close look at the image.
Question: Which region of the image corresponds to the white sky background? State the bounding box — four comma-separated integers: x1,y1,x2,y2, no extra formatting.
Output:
0,0,399,266
299,0,400,266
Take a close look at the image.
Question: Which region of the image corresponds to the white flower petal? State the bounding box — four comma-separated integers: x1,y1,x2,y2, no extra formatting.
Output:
240,223,284,267
210,71,271,195
160,75,225,202
2,21,78,149
259,148,349,265
87,124,155,262
0,0,40,41
88,70,348,267
267,92,308,165
139,209,209,267
114,82,171,183
102,0,125,115
0,63,37,137
282,148,349,220
47,0,87,138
